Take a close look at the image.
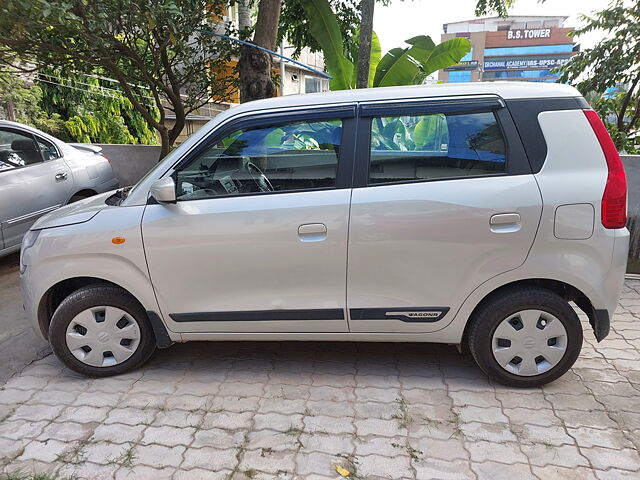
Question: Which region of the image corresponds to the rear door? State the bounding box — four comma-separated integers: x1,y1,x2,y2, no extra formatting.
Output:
0,128,72,248
347,97,543,333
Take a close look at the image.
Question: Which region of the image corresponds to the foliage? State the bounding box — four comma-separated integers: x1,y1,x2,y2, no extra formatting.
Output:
279,0,363,59
559,0,640,152
474,0,514,16
0,0,237,156
38,69,158,145
300,0,470,90
370,114,449,152
300,0,354,90
282,0,513,61
0,68,66,137
592,89,639,154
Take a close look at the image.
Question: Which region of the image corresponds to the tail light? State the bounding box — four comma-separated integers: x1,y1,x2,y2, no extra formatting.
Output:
100,153,112,166
583,109,627,229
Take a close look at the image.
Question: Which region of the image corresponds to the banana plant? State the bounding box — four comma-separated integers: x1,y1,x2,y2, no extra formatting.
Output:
300,0,471,90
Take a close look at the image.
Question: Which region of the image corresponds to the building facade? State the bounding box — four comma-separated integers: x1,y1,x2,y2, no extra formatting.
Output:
438,16,579,84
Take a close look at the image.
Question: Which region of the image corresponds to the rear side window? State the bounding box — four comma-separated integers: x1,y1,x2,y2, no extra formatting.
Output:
0,128,43,172
368,111,506,184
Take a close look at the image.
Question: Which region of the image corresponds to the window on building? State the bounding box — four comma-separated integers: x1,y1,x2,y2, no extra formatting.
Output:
485,44,574,56
304,77,328,94
483,70,557,80
368,111,506,184
175,119,342,200
448,71,472,83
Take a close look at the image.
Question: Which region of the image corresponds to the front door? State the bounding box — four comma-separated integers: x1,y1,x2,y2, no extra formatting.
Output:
142,108,356,333
0,128,72,248
347,98,543,333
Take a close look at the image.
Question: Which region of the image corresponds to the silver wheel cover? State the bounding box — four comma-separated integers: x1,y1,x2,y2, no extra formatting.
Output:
491,309,568,377
65,306,141,367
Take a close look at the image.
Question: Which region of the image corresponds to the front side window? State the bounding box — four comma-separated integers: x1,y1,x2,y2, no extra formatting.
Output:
0,129,42,172
368,111,506,184
176,119,342,200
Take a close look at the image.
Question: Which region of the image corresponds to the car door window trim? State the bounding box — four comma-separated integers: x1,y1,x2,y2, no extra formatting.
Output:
359,96,505,117
170,107,357,201
353,100,530,188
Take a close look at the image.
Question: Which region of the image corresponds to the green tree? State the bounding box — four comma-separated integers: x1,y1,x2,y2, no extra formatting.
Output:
0,0,237,157
0,67,66,137
39,69,158,145
559,0,640,152
279,0,364,59
300,0,470,90
284,0,514,90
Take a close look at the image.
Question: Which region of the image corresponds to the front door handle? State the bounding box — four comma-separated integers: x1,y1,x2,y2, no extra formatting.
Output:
55,172,68,182
490,213,521,233
298,223,327,242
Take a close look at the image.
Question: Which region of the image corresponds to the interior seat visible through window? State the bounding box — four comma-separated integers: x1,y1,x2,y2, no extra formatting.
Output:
175,119,343,200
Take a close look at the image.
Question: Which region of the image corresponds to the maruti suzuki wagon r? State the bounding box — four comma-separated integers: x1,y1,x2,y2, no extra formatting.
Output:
20,82,629,387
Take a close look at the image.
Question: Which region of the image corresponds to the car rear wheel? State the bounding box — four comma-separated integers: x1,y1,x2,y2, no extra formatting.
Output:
49,284,156,377
467,287,583,388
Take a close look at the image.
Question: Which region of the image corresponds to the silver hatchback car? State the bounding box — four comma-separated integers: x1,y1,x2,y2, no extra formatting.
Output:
20,83,629,387
0,120,118,257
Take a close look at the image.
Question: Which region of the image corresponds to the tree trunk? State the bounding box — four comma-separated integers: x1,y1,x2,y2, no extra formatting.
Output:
238,0,252,39
5,100,15,121
158,125,171,160
356,0,375,89
239,0,282,103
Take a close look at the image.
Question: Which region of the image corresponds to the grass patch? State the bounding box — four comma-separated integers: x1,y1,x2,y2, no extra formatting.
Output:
5,471,79,480
107,444,136,468
55,440,88,465
391,396,412,429
284,424,304,436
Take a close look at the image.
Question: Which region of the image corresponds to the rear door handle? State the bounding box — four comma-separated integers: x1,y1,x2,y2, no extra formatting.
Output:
298,223,327,242
55,172,68,181
490,213,521,233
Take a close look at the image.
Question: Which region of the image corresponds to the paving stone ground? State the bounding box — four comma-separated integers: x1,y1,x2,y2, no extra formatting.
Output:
1,280,640,479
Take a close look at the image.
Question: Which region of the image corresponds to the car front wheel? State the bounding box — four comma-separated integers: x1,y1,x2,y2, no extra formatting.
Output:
467,286,583,388
49,284,156,377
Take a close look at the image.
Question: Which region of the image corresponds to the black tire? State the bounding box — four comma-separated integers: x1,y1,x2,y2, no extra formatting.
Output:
49,284,156,377
467,286,583,388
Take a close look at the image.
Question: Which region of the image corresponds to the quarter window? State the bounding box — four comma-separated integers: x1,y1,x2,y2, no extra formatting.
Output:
36,137,61,161
368,111,506,184
176,119,342,200
0,129,42,172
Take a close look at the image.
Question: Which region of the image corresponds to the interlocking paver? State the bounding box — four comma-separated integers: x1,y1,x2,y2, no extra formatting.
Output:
1,279,640,478
181,446,238,471
581,445,640,471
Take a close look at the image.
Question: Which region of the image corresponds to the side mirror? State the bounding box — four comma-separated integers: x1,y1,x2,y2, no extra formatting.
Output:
149,177,176,204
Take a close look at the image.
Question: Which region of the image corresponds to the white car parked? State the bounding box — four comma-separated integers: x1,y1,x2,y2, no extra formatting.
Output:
20,82,629,387
0,120,118,257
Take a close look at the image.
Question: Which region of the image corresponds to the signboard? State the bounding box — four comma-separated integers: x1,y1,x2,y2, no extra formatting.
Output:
484,57,569,70
444,60,479,72
507,28,552,40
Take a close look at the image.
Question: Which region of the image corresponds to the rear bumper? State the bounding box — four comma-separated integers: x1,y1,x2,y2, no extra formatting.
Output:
596,228,630,341
96,177,119,193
